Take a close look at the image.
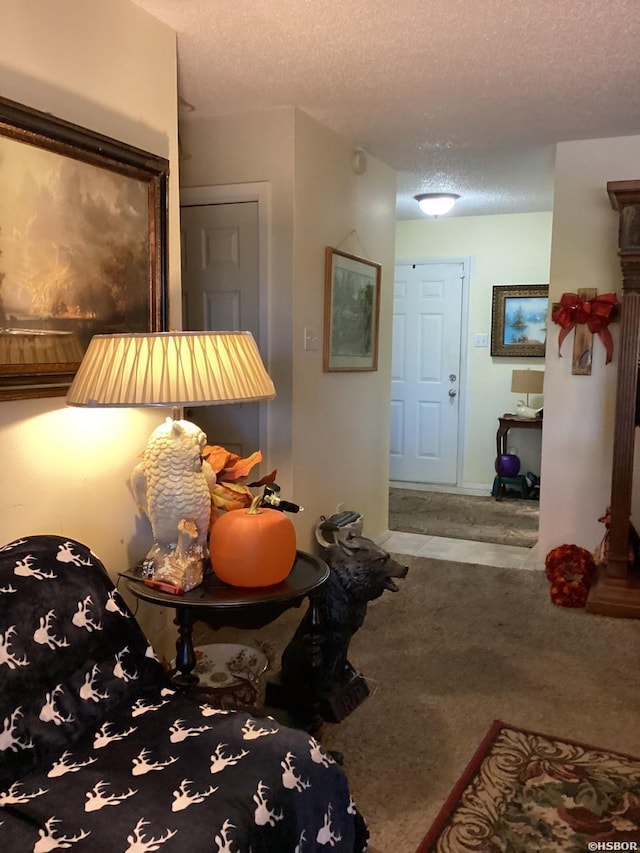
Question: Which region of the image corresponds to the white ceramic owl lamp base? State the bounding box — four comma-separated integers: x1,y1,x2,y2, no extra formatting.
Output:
130,417,217,594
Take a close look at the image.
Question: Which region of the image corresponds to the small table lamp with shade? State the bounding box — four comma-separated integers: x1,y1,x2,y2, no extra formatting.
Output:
511,368,544,419
66,331,275,594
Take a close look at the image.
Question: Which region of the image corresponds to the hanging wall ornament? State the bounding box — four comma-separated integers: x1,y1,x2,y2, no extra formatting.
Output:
551,290,619,374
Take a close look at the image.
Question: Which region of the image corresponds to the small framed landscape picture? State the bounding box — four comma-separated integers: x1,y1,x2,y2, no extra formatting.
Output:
491,284,548,357
323,247,381,372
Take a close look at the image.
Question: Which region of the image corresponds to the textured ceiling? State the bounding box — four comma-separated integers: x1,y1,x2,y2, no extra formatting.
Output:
133,0,640,218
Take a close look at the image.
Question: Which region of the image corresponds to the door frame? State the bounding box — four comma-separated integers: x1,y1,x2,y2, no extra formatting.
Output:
180,182,271,456
393,255,472,490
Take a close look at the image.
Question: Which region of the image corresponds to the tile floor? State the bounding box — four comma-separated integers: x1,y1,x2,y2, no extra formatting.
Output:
379,529,544,572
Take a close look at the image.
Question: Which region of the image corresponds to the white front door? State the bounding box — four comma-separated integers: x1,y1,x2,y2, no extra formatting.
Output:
389,260,465,484
180,200,261,458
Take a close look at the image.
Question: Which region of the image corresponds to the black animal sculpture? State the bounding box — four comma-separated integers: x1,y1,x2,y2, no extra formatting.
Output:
278,534,408,722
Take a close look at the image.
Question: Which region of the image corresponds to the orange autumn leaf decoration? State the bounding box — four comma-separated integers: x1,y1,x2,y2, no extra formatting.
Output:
202,445,268,481
203,445,235,476
202,445,275,534
221,450,263,482
211,480,253,512
248,469,278,488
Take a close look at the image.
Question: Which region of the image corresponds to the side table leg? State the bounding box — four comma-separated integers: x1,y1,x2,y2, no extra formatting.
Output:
172,607,199,688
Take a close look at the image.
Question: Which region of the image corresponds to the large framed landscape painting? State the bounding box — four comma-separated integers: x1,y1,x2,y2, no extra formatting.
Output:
0,96,168,401
491,284,548,357
323,247,381,372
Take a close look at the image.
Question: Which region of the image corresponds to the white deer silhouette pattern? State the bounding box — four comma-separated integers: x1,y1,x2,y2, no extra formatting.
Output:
0,536,366,852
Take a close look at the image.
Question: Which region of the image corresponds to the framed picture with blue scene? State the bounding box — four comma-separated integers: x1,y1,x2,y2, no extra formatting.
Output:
490,284,548,357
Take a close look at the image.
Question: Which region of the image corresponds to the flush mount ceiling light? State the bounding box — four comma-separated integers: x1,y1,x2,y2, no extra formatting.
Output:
414,193,460,217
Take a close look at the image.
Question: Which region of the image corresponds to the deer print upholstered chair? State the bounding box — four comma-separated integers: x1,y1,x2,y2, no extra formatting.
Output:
0,535,368,852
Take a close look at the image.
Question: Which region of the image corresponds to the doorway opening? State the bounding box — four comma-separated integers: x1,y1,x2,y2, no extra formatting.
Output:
387,256,539,548
389,258,469,488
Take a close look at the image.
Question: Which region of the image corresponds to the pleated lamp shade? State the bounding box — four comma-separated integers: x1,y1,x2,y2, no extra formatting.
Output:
66,331,275,408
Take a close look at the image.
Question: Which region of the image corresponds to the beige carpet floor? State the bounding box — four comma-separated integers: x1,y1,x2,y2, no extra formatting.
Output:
389,488,539,548
195,555,640,853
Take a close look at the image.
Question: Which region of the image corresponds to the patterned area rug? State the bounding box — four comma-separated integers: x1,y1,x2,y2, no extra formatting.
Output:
389,488,539,548
417,720,640,852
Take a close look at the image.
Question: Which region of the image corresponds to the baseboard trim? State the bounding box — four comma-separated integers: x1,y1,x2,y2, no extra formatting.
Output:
389,481,492,497
376,530,393,546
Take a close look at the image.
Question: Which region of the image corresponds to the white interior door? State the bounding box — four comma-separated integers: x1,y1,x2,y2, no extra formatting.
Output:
390,260,465,484
180,201,260,458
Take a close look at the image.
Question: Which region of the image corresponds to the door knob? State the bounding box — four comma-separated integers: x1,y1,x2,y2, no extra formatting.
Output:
448,388,457,397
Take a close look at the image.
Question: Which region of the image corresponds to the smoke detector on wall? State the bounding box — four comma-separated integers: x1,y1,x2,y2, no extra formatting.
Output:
352,148,368,175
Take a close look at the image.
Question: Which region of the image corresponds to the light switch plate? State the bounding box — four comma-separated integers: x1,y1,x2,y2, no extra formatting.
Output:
473,333,489,347
304,327,320,351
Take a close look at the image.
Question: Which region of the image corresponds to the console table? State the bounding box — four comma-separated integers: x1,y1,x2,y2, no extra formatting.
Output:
495,414,542,499
121,551,329,729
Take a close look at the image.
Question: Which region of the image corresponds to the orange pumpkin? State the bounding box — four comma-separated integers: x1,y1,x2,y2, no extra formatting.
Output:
210,495,296,587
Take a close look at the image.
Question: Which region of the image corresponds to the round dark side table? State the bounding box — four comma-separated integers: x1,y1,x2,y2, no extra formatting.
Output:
120,551,329,727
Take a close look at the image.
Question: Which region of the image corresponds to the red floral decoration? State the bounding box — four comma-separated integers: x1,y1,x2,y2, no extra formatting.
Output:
544,544,596,608
551,292,619,364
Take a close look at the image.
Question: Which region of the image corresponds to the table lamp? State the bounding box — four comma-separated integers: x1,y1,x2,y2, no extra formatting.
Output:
511,369,544,418
66,331,275,593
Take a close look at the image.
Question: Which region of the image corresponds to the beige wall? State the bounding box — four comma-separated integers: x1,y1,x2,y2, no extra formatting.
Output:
395,213,553,487
292,110,397,543
179,108,296,499
180,108,397,547
539,135,640,554
0,0,180,613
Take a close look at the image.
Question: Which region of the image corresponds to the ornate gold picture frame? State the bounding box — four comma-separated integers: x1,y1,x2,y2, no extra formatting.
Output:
0,96,168,401
491,284,548,358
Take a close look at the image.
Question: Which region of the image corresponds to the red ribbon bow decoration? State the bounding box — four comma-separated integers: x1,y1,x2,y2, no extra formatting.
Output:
551,292,619,364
